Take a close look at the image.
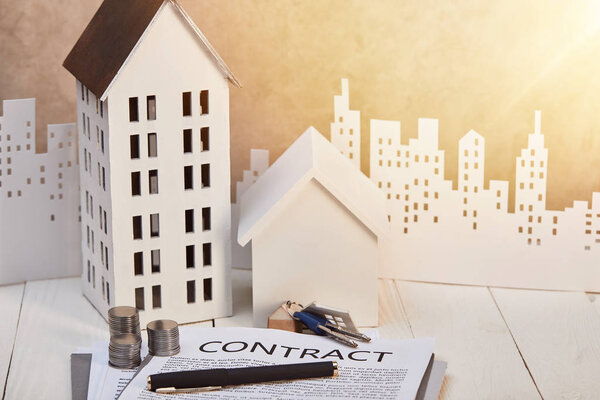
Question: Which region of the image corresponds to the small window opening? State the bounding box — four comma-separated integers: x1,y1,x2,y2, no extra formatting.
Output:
200,90,209,114
201,164,210,187
182,92,192,116
150,213,159,237
183,129,192,153
185,209,194,233
134,252,143,275
129,97,139,122
131,172,141,196
203,242,212,266
130,135,140,159
132,215,142,239
152,285,161,308
151,249,160,273
203,278,212,301
149,170,158,194
186,245,195,268
200,127,209,151
202,207,211,231
187,280,196,303
146,95,156,120
135,287,144,310
148,133,157,157
184,165,193,189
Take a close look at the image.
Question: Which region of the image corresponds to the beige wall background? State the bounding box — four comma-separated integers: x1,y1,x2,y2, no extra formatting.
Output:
1,0,600,210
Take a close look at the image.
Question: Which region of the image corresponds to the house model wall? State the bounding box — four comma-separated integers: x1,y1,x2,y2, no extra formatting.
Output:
238,127,387,327
0,98,80,284
63,0,240,325
231,149,269,269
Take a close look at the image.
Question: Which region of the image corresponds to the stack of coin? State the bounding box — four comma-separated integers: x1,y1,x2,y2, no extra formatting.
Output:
147,319,180,356
108,333,142,369
108,306,141,338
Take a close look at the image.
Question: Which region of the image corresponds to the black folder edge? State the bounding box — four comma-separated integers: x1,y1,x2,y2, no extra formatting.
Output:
416,353,447,400
71,353,93,400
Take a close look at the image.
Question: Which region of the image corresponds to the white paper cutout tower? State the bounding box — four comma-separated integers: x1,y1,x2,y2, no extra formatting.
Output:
0,99,80,284
64,0,240,324
330,79,361,168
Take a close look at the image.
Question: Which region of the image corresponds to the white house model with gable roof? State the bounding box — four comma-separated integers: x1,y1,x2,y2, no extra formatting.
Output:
63,0,240,324
238,127,388,327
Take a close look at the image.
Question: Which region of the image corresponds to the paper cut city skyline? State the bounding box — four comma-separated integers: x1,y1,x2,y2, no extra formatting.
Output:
0,98,81,284
2,76,600,292
330,79,600,291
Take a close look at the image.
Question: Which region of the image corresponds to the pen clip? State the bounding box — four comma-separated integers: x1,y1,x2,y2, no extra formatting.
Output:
155,386,222,394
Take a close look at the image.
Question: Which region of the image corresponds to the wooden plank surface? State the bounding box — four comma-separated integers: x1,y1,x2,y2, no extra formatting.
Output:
492,287,600,400
4,278,108,400
0,283,24,397
396,281,540,400
214,268,253,328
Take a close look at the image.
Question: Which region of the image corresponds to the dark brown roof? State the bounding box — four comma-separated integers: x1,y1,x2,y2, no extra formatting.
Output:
63,0,240,99
63,0,164,98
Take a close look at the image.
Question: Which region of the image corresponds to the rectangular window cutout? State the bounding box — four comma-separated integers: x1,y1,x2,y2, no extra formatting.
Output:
182,92,192,116
131,172,141,196
185,209,194,233
146,95,156,120
149,170,158,194
105,246,109,269
200,90,209,114
203,278,212,301
130,135,140,159
183,129,192,153
132,215,142,239
135,287,144,310
200,127,209,151
152,285,161,309
151,249,160,273
203,242,212,266
186,245,195,268
201,164,210,187
106,283,110,305
202,207,211,231
187,280,196,303
184,165,193,190
104,211,108,234
134,252,143,275
148,133,157,157
150,213,159,237
129,97,139,122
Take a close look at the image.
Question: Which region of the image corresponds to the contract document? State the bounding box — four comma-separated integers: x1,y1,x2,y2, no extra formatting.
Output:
118,326,435,400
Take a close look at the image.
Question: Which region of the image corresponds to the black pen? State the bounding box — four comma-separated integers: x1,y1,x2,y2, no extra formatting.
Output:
147,361,338,394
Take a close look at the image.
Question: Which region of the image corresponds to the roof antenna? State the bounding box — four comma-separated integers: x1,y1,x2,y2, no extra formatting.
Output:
534,110,541,134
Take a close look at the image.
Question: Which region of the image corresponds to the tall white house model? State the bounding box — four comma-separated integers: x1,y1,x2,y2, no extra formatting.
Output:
63,0,240,324
238,127,388,327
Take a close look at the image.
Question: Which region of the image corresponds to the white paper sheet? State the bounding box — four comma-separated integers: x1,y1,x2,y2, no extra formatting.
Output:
118,326,434,400
84,341,148,400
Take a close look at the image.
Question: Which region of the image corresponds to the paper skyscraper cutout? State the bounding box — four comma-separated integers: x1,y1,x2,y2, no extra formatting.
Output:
0,98,81,285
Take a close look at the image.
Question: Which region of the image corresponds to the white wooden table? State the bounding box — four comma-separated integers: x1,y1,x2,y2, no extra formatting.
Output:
1,269,600,399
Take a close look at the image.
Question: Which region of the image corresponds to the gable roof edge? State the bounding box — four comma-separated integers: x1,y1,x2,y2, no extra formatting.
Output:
99,0,241,101
98,1,167,101
170,0,242,88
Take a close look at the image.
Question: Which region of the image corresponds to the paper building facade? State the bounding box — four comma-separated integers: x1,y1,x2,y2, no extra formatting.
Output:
231,149,269,269
238,127,387,327
0,98,80,284
325,79,600,291
63,0,240,324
